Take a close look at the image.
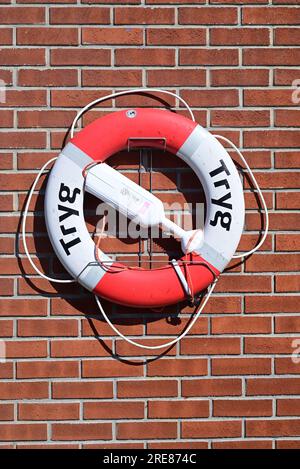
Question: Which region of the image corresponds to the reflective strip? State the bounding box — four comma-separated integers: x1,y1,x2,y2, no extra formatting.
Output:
63,142,93,168
197,242,229,272
177,125,208,159
78,252,113,291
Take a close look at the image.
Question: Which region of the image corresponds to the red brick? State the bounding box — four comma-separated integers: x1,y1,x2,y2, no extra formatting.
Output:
179,7,237,24
50,7,110,24
244,130,299,148
211,27,269,45
83,443,143,449
115,48,175,66
82,69,142,87
0,131,46,149
84,402,144,420
244,89,297,107
211,68,269,86
181,89,238,107
17,27,78,45
245,296,299,314
243,7,299,25
0,279,13,300
17,360,79,379
0,424,47,441
180,48,238,65
212,316,271,335
277,440,300,449
0,89,46,107
118,380,178,398
147,69,206,87
0,110,13,128
5,340,47,359
147,358,208,377
52,423,112,440
247,419,300,437
0,299,47,317
149,442,208,449
216,274,272,293
17,110,77,129
212,357,271,375
0,319,13,337
0,153,13,169
276,195,300,212
275,68,300,85
18,319,77,337
182,379,242,397
275,151,300,168
82,27,142,45
247,378,300,396
18,68,78,87
211,110,270,127
148,400,209,419
115,7,174,24
275,316,300,333
0,28,12,45
0,382,48,400
246,212,299,231
118,421,177,440
251,254,299,273
19,403,79,421
214,399,272,417
181,337,241,355
52,381,113,399
275,109,300,127
147,28,206,45
0,404,13,421
0,48,45,65
82,359,143,378
213,441,272,449
0,6,45,24
244,48,300,65
51,48,110,66
182,420,241,438
249,336,299,355
0,364,13,380
275,275,300,293
51,339,111,358
277,399,300,416
274,27,300,45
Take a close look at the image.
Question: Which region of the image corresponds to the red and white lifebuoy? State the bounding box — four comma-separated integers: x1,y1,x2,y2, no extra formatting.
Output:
45,108,245,308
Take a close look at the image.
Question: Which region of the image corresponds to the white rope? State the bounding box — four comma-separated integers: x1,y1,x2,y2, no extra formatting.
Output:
70,88,195,139
21,157,75,283
214,135,269,259
95,280,217,351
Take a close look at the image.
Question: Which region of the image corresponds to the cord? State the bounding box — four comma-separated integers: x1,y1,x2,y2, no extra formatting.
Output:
70,87,195,139
95,279,218,351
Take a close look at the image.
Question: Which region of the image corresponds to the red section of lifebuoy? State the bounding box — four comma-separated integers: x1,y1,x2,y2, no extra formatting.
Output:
94,254,218,308
72,108,197,161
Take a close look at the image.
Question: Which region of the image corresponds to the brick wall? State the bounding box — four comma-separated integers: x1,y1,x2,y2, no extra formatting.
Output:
0,0,299,449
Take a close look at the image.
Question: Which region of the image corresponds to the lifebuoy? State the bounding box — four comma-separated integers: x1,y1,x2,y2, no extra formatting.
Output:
45,108,245,308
